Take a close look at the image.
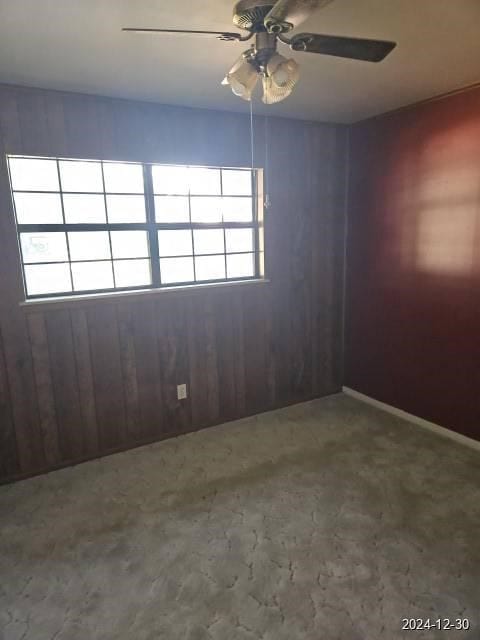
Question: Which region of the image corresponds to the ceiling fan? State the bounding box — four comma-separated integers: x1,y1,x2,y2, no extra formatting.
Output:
123,0,397,104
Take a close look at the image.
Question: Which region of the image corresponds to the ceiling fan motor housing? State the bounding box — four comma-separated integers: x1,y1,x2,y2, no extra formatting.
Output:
233,0,275,31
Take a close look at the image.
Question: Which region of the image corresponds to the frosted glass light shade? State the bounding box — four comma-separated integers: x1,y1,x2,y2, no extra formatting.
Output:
263,55,300,104
223,53,259,101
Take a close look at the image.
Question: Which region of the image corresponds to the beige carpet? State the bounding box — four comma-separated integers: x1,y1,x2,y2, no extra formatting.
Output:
1,393,479,639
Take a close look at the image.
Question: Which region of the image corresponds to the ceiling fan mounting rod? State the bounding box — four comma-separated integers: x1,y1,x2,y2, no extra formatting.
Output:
254,32,277,68
255,31,277,50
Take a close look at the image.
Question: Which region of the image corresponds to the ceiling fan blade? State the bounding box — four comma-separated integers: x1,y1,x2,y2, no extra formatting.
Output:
122,28,243,41
290,33,396,62
265,0,334,33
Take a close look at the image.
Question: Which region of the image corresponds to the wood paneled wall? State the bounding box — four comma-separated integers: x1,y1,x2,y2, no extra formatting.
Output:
345,86,480,441
0,84,347,483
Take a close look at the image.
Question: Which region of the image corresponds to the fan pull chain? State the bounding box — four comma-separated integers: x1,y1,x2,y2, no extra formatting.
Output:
250,98,255,173
264,115,271,210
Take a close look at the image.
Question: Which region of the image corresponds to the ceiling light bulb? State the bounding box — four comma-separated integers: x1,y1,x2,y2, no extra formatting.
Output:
263,55,300,104
222,51,259,102
267,54,299,86
272,66,290,87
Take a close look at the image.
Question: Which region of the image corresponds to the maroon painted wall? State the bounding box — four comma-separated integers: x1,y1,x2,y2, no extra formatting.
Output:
345,87,480,440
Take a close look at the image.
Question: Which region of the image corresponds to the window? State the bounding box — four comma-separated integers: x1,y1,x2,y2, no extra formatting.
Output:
7,156,263,299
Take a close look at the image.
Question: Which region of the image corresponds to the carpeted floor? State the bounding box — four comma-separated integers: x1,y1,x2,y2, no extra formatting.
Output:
1,393,479,640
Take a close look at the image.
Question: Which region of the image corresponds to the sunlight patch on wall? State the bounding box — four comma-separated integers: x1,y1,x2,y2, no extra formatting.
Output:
416,203,477,275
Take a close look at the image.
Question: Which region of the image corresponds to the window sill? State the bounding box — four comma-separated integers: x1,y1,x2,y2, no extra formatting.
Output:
19,278,270,312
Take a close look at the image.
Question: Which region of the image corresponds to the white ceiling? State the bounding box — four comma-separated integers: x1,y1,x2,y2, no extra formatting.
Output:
0,0,479,124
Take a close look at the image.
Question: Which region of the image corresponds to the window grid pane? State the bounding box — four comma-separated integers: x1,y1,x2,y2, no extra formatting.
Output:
71,261,115,291
195,255,226,282
59,160,104,193
20,232,69,264
25,263,72,296
9,156,260,298
14,192,63,225
110,230,149,259
103,162,144,194
106,195,146,223
63,194,107,224
158,229,193,257
114,259,152,287
193,229,225,256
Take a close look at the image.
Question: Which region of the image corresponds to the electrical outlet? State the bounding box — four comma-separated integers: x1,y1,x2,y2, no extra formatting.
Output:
177,384,187,400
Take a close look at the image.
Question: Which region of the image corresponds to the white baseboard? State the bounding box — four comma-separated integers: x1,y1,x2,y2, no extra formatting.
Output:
342,387,480,453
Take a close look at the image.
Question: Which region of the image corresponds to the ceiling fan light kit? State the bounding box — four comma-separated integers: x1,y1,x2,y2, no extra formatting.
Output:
123,0,397,105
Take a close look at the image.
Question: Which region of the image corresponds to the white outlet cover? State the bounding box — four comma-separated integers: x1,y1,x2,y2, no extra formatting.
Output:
177,384,187,400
